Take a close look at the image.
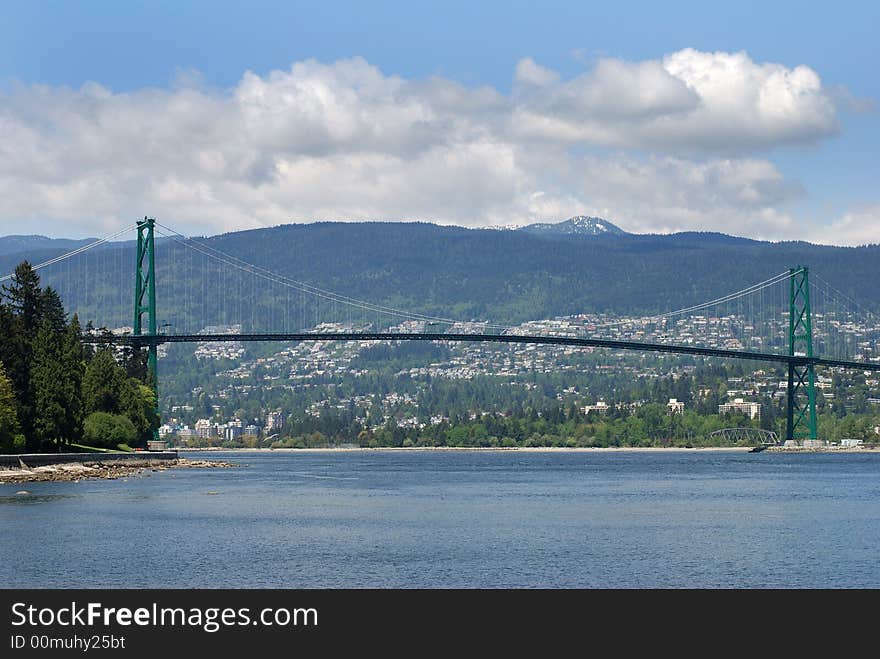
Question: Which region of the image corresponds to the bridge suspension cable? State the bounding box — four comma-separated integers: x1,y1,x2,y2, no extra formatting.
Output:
152,222,515,332
581,269,795,331
0,225,136,282
807,272,880,362
649,270,796,320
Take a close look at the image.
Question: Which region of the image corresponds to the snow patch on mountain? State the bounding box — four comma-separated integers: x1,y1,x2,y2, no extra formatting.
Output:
517,216,627,236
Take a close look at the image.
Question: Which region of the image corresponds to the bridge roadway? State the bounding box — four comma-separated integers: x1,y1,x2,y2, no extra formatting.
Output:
105,332,880,372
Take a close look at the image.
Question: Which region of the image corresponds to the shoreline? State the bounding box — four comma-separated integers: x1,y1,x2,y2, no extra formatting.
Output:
0,457,235,485
5,444,876,483
177,445,880,454
178,445,753,453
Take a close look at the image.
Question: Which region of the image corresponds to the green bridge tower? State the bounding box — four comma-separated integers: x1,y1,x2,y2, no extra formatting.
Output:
134,217,160,441
786,266,818,443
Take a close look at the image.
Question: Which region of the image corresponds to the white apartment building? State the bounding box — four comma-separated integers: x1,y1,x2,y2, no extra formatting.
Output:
718,398,761,420
583,401,610,415
266,411,285,432
667,398,685,415
195,418,213,438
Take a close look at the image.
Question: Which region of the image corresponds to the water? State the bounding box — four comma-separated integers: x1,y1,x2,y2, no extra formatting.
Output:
2,450,879,588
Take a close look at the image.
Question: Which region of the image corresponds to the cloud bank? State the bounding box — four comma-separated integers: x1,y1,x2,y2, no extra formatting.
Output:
0,49,856,241
810,205,880,246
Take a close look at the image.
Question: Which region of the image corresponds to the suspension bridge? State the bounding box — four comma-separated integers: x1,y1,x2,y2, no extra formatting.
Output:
4,216,880,445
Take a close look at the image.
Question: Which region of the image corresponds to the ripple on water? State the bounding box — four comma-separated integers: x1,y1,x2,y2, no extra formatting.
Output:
0,493,74,505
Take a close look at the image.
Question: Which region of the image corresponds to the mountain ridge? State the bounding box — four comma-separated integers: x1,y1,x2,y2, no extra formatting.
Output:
0,234,100,257
2,220,877,326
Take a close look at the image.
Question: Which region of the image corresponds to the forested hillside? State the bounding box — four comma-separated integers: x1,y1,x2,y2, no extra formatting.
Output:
1,222,878,329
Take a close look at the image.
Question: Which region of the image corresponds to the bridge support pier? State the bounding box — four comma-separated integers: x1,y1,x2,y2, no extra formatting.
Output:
786,267,818,443
134,217,159,441
786,362,817,443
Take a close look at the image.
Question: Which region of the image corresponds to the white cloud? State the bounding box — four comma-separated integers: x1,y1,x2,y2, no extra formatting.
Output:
809,206,880,246
514,58,561,87
0,50,854,240
659,49,838,151
515,56,698,121
513,49,838,152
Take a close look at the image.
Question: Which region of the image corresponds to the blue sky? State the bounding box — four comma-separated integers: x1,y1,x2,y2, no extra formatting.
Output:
1,0,878,244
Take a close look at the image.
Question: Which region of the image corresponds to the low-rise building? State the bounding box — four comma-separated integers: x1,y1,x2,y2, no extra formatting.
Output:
719,398,761,420
177,427,196,442
583,401,610,415
266,410,285,432
195,418,214,438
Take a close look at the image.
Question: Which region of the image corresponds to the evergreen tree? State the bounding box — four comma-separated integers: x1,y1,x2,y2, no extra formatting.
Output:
29,287,74,450
31,316,67,450
121,380,158,447
120,344,149,380
61,314,85,445
1,262,42,448
3,261,42,333
0,304,15,387
82,348,129,416
39,287,66,333
81,320,96,362
0,360,20,452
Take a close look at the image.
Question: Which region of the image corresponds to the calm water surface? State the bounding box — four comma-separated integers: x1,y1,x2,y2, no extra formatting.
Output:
2,450,879,588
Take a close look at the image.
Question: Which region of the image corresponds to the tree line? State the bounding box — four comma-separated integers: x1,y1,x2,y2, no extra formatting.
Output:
0,262,158,453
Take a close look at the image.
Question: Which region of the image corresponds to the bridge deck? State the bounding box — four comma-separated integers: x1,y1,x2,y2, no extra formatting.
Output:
96,332,880,372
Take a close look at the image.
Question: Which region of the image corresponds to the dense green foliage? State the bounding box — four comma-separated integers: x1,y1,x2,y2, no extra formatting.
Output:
0,361,24,452
0,261,158,452
82,412,138,448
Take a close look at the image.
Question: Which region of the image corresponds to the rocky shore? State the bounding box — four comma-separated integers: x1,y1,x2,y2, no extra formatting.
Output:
0,457,235,484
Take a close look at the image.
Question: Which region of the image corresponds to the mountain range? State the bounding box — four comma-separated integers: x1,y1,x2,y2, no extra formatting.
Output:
0,234,99,257
1,217,878,325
